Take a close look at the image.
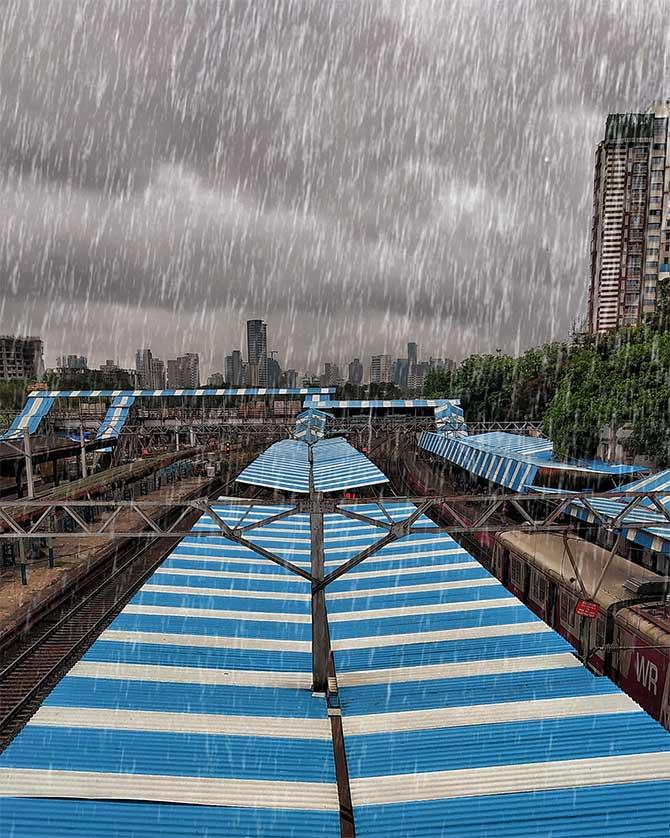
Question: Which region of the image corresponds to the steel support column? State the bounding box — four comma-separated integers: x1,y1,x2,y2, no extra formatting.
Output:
310,498,329,693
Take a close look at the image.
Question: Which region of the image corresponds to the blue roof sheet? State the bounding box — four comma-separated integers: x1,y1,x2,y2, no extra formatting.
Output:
420,430,643,492
0,396,55,441
304,398,453,409
0,500,340,837
0,495,669,835
29,388,334,398
559,468,670,555
236,437,388,494
324,500,670,836
95,395,135,442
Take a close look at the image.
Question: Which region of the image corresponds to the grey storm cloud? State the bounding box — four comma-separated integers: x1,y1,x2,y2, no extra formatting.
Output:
0,0,669,371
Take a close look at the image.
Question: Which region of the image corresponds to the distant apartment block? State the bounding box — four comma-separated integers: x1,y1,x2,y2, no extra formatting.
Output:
246,319,268,386
151,357,166,389
0,336,44,380
57,354,88,370
321,362,340,387
589,101,670,332
370,354,393,384
348,358,363,385
281,369,298,388
135,348,154,388
225,350,244,386
167,353,200,388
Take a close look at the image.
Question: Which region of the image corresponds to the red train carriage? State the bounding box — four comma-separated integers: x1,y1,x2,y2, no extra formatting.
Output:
495,530,670,729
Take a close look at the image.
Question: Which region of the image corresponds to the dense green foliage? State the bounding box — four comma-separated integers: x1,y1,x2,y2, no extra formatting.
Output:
0,379,28,412
425,280,670,466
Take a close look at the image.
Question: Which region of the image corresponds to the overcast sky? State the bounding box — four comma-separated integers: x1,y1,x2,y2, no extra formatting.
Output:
1,0,668,375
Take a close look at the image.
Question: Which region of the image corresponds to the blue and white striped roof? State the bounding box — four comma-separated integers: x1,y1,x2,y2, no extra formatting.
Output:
325,501,670,835
237,439,311,493
1,499,669,836
95,395,136,442
0,500,340,837
561,468,670,556
434,400,467,437
0,396,55,441
304,399,452,409
312,438,387,493
28,388,334,398
420,431,642,492
294,408,329,444
236,437,388,494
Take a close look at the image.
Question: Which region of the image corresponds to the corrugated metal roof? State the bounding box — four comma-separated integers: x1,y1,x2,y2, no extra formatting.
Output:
0,396,55,440
419,431,642,492
0,500,340,837
95,395,136,441
28,388,335,398
434,401,467,437
325,500,670,837
530,469,670,556
236,437,388,494
295,407,329,444
1,489,670,835
304,399,453,409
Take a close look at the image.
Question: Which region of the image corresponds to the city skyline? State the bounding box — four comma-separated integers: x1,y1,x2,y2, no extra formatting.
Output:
25,328,448,387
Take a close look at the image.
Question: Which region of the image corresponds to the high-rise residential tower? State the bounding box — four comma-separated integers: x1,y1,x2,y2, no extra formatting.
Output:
370,354,393,384
588,101,670,332
135,348,154,388
225,350,244,386
407,342,418,367
246,319,268,386
348,358,363,385
0,336,44,380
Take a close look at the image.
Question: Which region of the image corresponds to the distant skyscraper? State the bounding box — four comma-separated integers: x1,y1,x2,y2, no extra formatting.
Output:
321,362,340,387
151,357,166,389
207,372,224,387
370,354,393,384
135,348,153,388
348,358,363,385
166,353,199,388
393,358,409,387
408,362,428,391
267,354,281,388
246,319,268,386
407,342,418,366
180,353,200,388
225,350,244,386
167,359,179,388
589,101,670,332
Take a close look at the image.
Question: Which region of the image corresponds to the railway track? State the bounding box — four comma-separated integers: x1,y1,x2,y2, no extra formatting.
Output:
0,475,231,751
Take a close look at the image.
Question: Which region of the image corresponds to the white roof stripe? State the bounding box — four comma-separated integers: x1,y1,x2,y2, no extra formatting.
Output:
337,652,582,687
331,621,550,651
348,750,670,805
70,660,311,688
0,768,340,810
30,706,331,740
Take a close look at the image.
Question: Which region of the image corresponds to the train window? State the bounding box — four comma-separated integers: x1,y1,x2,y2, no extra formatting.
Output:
530,571,547,606
560,591,578,632
510,557,526,590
